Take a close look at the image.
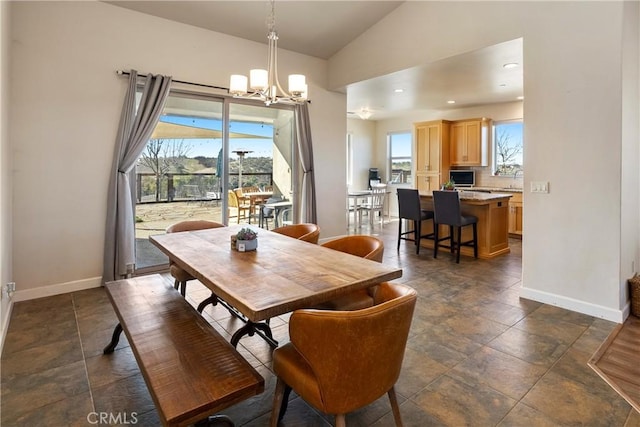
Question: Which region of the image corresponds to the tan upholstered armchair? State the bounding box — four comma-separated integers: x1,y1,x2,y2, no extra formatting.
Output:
270,282,417,427
316,235,385,310
272,223,320,244
165,220,225,296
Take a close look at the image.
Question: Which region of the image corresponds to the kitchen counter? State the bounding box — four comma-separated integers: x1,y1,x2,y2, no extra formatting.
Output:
418,191,511,259
460,186,523,193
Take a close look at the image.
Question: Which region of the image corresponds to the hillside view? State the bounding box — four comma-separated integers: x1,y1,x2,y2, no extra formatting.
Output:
136,139,274,202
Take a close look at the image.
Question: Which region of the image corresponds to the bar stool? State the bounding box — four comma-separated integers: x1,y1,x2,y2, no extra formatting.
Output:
396,188,434,254
432,190,478,263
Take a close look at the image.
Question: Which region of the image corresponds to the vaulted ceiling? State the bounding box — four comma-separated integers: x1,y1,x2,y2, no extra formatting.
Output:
106,1,523,120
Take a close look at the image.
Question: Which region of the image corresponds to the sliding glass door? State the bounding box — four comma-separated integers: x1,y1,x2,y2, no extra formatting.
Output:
227,103,295,226
134,92,296,272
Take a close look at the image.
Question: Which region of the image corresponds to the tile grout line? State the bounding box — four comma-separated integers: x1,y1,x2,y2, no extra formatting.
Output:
70,292,97,417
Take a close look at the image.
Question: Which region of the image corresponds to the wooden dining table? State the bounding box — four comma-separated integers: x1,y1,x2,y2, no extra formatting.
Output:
150,225,403,347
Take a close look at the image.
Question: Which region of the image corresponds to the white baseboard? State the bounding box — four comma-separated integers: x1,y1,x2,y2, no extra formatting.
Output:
521,286,626,323
10,276,103,302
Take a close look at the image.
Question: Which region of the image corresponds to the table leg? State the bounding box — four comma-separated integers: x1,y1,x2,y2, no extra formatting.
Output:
274,207,281,228
103,323,123,354
230,321,278,348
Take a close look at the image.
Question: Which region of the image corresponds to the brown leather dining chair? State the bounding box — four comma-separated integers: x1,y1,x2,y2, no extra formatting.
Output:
270,281,417,427
316,235,384,310
165,220,225,296
272,223,320,244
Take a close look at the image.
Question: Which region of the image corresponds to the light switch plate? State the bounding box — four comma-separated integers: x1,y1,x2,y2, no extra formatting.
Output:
530,181,549,193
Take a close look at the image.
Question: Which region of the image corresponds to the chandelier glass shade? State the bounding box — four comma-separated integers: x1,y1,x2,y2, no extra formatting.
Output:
229,0,308,105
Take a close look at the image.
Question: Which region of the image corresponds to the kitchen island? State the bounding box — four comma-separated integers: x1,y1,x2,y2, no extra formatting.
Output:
418,191,512,259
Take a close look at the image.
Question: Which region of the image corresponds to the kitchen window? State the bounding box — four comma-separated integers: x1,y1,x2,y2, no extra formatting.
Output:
388,131,412,184
493,120,523,176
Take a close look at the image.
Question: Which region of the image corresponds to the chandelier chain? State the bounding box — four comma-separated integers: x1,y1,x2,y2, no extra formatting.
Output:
267,0,276,34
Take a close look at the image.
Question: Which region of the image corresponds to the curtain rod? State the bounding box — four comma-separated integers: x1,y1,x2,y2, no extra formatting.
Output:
116,70,229,92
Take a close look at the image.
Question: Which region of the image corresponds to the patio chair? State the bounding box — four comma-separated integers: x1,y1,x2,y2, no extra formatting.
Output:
228,190,250,223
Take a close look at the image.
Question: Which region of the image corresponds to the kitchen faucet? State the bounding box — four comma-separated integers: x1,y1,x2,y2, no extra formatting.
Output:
513,170,524,180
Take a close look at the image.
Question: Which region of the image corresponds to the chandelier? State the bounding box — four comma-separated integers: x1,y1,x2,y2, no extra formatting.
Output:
229,0,308,105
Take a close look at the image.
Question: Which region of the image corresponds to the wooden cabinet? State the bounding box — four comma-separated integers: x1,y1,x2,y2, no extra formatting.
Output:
450,118,491,166
414,120,450,192
508,192,523,237
415,174,441,193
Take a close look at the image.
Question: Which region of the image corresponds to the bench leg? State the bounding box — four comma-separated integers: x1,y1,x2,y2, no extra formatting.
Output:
194,414,235,427
103,323,123,354
230,321,278,348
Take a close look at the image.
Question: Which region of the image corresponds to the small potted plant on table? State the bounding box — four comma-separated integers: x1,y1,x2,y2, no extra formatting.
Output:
442,179,456,191
235,227,258,252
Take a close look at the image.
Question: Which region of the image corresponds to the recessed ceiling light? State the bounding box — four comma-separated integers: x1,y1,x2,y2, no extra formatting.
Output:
447,100,456,104
517,96,524,100
503,63,519,69
394,88,404,93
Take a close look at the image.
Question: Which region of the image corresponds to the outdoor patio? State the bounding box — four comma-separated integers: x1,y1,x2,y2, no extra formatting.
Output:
135,201,231,270
135,201,225,240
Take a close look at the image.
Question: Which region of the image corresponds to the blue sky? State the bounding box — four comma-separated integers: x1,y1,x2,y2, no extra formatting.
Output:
159,115,274,158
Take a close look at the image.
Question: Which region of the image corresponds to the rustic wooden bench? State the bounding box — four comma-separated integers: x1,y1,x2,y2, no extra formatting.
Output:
589,315,640,413
102,274,264,427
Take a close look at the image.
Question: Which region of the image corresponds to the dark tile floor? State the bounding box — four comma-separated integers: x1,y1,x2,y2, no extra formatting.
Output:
2,222,640,426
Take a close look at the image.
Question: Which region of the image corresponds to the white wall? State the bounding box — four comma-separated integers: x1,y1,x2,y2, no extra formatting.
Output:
1,0,13,347
331,1,637,321
620,0,640,308
346,118,376,191
9,1,346,297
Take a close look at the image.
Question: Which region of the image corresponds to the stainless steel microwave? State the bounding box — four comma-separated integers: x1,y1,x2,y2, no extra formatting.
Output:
449,170,475,187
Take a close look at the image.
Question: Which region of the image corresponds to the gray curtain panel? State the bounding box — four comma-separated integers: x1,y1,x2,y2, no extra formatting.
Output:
294,103,317,224
103,70,172,283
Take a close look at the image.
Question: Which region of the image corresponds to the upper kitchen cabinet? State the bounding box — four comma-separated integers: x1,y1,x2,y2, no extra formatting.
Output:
414,120,451,192
450,118,491,166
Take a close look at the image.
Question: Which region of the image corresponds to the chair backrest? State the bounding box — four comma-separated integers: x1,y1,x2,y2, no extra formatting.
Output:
166,220,225,234
241,186,259,194
397,188,422,220
262,196,282,215
321,235,384,262
369,186,386,208
272,223,320,244
432,190,462,226
288,282,417,414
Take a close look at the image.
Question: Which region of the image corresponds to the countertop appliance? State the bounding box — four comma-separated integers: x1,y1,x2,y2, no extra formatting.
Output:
449,170,475,187
368,168,381,189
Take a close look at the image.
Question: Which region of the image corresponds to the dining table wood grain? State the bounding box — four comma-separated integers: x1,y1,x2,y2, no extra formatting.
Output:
149,225,403,323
